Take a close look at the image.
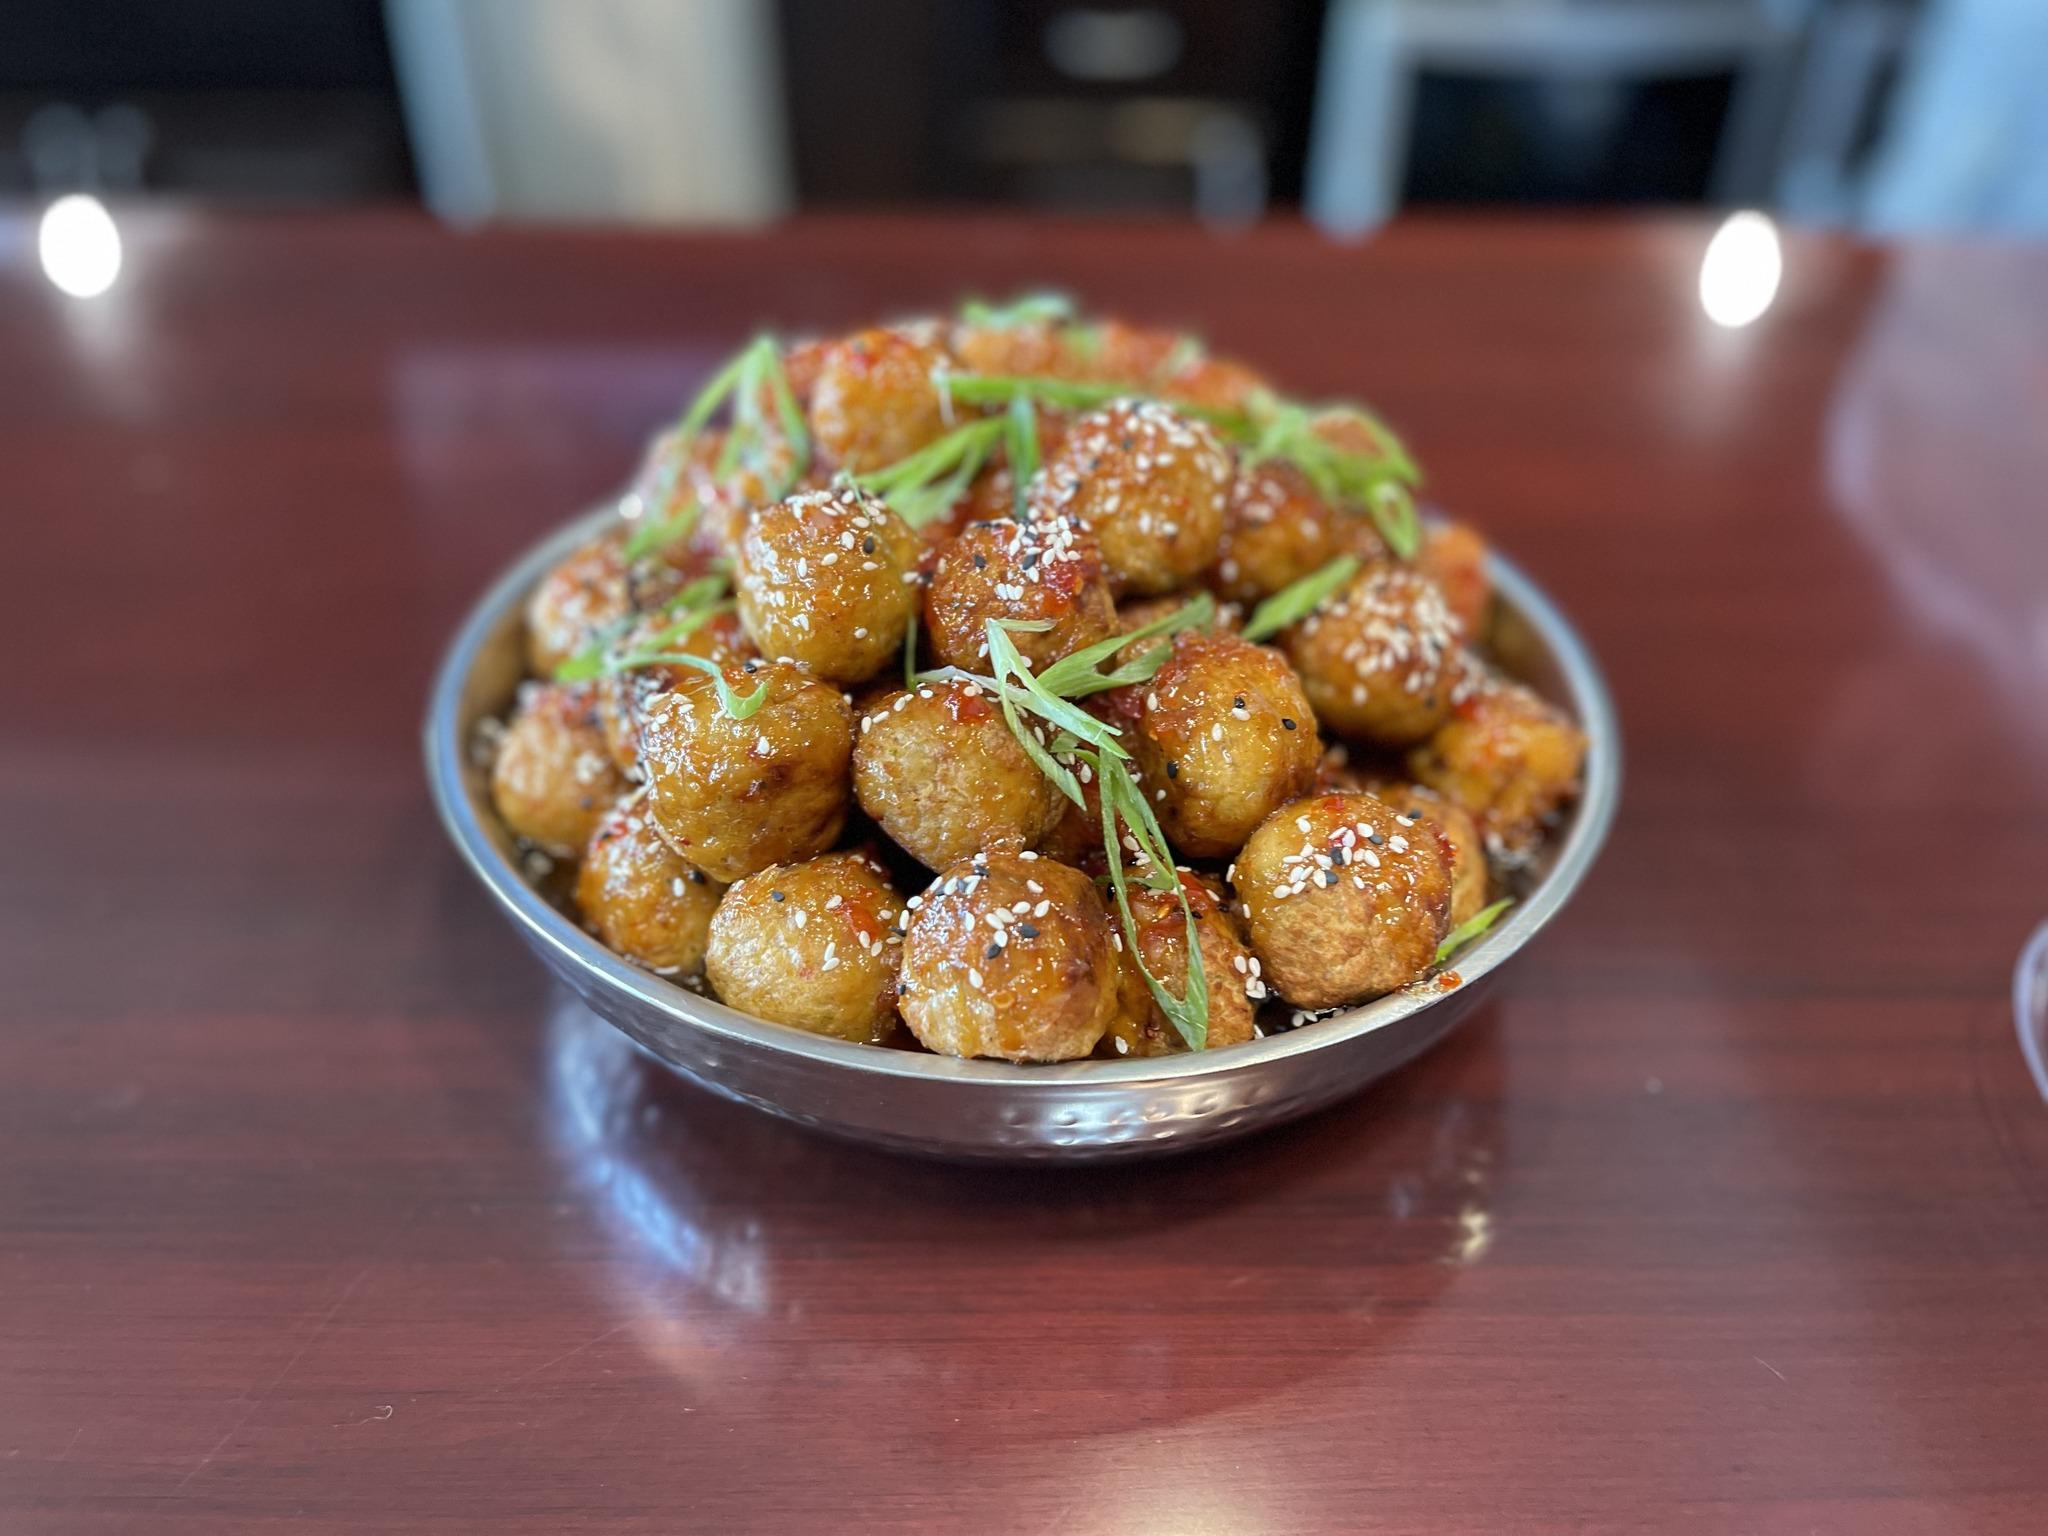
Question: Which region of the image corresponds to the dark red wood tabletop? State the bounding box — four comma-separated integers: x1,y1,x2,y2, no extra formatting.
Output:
3,211,2045,1533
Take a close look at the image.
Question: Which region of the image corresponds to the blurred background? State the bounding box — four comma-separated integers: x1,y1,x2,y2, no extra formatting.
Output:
5,0,2044,259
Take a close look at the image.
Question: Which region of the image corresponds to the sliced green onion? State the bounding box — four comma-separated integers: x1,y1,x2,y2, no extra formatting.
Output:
670,653,772,720
1033,592,1214,698
984,620,1130,761
1005,391,1041,515
958,291,1075,329
1435,898,1514,964
1096,754,1208,1050
853,417,1003,527
552,577,733,682
1240,554,1360,643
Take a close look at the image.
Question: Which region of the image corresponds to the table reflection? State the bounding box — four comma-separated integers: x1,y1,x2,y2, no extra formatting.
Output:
542,989,1506,1439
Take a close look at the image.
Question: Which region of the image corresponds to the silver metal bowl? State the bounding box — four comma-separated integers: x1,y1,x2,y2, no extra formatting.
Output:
425,507,1620,1160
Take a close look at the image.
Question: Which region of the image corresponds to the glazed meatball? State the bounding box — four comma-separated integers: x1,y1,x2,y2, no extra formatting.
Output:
1029,400,1231,595
1415,519,1493,641
525,534,631,678
1406,671,1587,864
638,660,853,882
949,316,1071,379
735,487,919,683
1363,780,1489,927
575,791,725,975
1127,629,1322,860
808,325,950,474
899,852,1120,1061
1214,458,1386,605
923,516,1118,672
594,607,755,772
1283,564,1463,746
1234,792,1453,1009
853,677,1065,870
1104,876,1259,1058
705,851,905,1043
490,681,628,858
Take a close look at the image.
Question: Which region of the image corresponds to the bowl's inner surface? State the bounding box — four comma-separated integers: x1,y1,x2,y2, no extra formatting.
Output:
428,509,1618,1088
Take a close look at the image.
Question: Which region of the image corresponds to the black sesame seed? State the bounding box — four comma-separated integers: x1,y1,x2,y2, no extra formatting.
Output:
770,889,786,902
984,942,1001,960
687,869,706,884
973,553,988,570
1281,717,1297,730
1367,832,1385,845
1016,922,1039,939
862,534,877,554
1166,761,1179,779
1233,695,1246,710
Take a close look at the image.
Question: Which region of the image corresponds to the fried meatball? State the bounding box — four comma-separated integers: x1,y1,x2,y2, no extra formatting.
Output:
1156,350,1268,413
1104,876,1259,1058
1415,519,1492,641
735,487,919,683
923,515,1118,671
638,660,852,882
705,851,905,1043
1362,780,1489,927
490,681,627,858
948,316,1071,379
808,325,949,474
525,534,632,678
594,607,755,772
1214,458,1387,605
853,677,1065,870
1234,792,1453,1009
1029,400,1231,596
575,791,724,975
899,852,1120,1062
1126,629,1322,860
1283,564,1463,746
1406,672,1587,864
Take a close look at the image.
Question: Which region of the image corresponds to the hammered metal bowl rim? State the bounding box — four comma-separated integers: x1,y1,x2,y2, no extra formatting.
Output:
425,506,1620,1089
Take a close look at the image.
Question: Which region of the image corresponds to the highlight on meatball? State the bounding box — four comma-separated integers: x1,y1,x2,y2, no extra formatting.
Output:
898,852,1121,1062
1029,399,1232,595
490,680,628,858
1233,791,1453,1009
922,515,1118,671
1126,628,1323,860
807,325,950,474
575,790,724,976
1283,564,1463,746
1104,876,1259,1058
735,486,919,683
853,676,1065,871
638,659,853,882
705,850,905,1043
1406,670,1588,865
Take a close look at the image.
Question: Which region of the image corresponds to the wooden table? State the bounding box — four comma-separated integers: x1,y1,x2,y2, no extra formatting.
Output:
4,212,2045,1533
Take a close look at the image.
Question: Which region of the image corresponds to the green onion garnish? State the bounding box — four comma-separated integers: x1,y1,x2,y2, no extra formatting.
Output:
852,417,1003,527
552,576,732,682
958,291,1075,329
670,653,771,720
1239,554,1361,644
624,335,810,560
1436,898,1514,964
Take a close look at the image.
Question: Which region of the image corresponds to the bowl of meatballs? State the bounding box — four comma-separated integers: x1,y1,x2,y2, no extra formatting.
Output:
426,296,1618,1160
